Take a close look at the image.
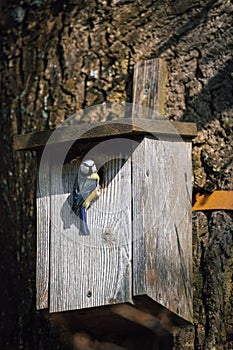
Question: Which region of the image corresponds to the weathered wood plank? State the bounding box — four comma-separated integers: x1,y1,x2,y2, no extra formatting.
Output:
132,136,193,323
49,156,132,312
36,153,50,309
132,58,167,118
13,119,197,151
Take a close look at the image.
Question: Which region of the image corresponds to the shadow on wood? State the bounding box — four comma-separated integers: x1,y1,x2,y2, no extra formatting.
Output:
44,300,184,349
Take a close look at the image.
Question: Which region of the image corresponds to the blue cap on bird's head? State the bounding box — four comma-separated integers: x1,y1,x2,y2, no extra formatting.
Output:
80,159,97,176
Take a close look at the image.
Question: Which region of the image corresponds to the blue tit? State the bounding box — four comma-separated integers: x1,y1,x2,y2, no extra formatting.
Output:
72,159,100,235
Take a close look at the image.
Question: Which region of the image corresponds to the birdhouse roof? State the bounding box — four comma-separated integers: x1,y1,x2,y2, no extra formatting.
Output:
13,118,197,151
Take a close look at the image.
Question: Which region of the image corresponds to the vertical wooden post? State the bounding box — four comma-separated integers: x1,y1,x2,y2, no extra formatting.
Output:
132,58,167,119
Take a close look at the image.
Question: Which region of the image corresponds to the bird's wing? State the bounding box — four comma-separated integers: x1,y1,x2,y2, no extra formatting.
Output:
73,180,97,207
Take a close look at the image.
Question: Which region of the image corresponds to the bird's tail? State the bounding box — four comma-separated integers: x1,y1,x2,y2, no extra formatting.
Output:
80,206,90,236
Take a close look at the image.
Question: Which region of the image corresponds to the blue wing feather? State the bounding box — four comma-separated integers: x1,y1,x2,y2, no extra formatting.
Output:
73,180,97,208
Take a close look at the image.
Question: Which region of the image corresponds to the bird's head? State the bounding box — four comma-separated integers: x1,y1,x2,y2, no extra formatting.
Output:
80,159,97,176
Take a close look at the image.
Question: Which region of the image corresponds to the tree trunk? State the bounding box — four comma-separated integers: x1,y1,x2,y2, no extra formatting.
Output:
0,0,232,349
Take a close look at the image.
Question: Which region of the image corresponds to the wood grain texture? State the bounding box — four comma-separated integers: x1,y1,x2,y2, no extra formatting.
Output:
36,154,50,309
13,119,197,151
49,157,132,312
132,136,193,323
132,58,167,118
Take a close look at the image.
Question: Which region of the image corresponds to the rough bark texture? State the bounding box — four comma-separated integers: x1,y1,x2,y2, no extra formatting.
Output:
0,0,232,349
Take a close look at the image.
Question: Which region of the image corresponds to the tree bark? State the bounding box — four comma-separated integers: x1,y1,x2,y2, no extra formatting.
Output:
0,0,232,349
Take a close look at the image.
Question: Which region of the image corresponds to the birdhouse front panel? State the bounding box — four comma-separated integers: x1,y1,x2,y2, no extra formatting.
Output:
49,156,133,313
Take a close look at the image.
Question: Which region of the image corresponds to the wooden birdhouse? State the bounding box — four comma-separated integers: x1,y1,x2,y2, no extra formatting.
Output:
14,114,197,334
13,58,198,340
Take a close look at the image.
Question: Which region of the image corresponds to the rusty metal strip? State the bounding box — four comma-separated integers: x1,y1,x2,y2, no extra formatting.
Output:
192,191,233,211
